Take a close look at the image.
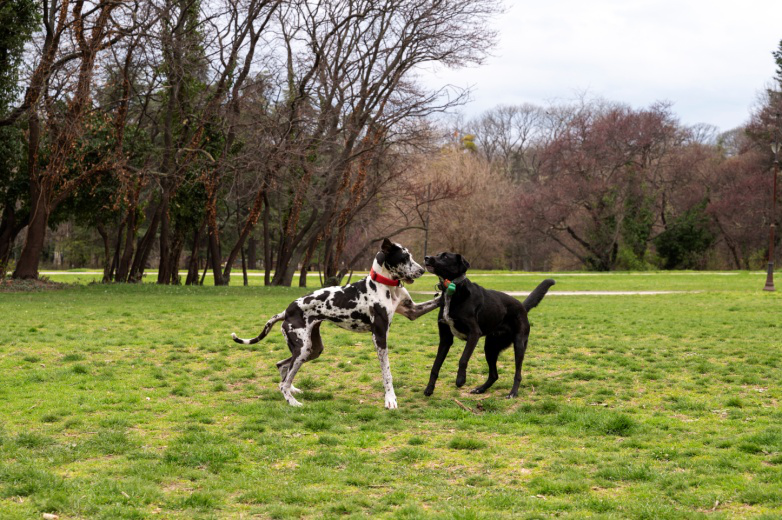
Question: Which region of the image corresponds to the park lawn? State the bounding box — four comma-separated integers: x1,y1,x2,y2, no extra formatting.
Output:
40,269,769,292
0,274,780,519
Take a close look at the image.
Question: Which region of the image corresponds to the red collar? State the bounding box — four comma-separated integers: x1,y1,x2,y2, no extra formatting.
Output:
369,268,400,287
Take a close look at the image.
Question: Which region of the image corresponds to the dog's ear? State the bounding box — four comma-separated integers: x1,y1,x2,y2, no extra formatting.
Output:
457,254,470,271
381,238,394,253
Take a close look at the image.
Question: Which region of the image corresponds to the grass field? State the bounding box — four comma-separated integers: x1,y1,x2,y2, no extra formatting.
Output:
1,271,781,519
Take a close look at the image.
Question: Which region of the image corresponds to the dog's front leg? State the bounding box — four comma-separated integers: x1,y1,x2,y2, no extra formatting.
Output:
371,325,397,409
396,296,440,320
424,321,454,396
456,330,481,388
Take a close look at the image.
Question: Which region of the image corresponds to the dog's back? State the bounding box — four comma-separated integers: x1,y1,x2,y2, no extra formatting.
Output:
451,278,555,315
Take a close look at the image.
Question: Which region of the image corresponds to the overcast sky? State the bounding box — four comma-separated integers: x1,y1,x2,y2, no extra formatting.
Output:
420,0,782,132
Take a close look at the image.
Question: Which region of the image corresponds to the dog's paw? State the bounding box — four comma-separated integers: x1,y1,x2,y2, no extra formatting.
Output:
290,385,302,394
286,398,303,407
385,394,398,410
423,386,434,396
455,374,466,388
470,387,485,394
506,392,518,399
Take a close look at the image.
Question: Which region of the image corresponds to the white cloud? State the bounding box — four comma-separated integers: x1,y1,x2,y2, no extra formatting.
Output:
419,0,782,131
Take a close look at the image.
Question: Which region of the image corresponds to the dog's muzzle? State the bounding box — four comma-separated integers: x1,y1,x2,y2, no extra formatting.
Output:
404,265,425,284
424,257,435,273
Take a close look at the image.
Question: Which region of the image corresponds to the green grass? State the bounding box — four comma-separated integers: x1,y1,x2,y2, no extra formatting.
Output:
0,272,780,518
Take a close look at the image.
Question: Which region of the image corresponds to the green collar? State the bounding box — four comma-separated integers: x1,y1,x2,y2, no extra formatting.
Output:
438,274,467,295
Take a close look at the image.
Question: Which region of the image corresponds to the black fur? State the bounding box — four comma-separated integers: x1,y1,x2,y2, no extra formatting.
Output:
423,252,555,398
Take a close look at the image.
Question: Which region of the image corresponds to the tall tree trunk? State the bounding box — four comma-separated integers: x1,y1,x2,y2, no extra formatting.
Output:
263,194,271,285
186,220,205,285
222,189,265,283
108,219,125,282
271,210,318,286
207,225,224,285
12,113,45,279
96,223,112,283
0,204,24,280
247,236,257,270
157,191,171,284
200,240,210,285
298,236,319,287
116,208,137,282
12,193,49,279
168,231,184,285
240,243,248,286
129,204,162,282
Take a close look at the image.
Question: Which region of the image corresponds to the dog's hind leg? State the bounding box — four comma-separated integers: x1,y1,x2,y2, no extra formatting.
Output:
470,337,505,394
278,318,312,406
508,330,530,399
276,322,323,395
276,357,299,393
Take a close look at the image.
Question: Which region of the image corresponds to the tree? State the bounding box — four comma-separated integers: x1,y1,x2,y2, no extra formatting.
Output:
468,103,544,182
264,0,501,286
518,99,682,270
10,0,139,279
0,0,39,278
654,202,714,269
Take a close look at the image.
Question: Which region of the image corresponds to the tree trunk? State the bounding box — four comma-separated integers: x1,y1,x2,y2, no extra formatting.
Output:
222,190,265,283
271,238,293,286
0,204,23,280
129,203,162,282
207,224,224,285
298,264,308,287
12,195,49,280
168,231,184,284
96,223,112,283
200,240,210,285
263,194,271,285
109,219,125,282
186,221,205,285
247,236,257,270
271,211,318,286
12,113,46,280
240,243,248,286
157,191,171,284
116,208,137,282
298,236,319,288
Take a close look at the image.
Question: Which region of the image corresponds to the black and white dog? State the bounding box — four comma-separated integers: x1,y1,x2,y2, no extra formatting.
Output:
423,252,555,398
232,239,439,409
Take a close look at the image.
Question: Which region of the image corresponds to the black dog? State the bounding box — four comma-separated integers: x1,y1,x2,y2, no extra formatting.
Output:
423,252,554,398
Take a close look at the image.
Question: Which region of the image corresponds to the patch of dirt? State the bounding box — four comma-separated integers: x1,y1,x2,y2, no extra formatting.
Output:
0,277,67,292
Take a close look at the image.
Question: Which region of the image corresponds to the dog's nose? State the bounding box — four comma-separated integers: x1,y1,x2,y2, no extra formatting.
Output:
424,256,431,263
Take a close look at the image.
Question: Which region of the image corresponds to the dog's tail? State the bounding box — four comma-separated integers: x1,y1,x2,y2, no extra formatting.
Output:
231,311,286,345
523,279,555,312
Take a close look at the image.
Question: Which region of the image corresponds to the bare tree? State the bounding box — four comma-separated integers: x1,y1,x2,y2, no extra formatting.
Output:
469,103,545,182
